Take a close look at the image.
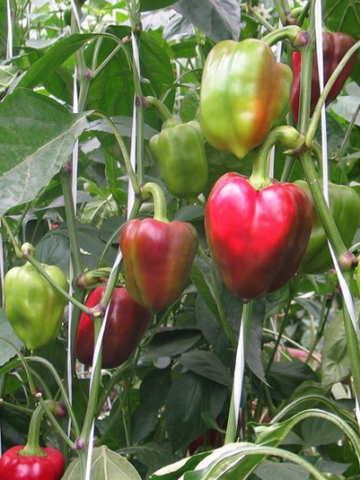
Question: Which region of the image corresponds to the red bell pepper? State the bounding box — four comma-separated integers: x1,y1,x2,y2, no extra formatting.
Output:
0,401,66,480
76,286,151,368
205,172,313,301
120,182,199,312
0,445,65,480
291,32,357,122
120,218,199,312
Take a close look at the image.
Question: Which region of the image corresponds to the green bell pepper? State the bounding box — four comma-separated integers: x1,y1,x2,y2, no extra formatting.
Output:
150,119,208,202
296,180,360,274
5,262,68,350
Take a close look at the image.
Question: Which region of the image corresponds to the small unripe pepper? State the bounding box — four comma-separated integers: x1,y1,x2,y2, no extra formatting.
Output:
4,261,68,350
150,118,208,203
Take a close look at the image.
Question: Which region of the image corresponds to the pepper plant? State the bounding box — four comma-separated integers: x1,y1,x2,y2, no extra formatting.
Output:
1,0,360,479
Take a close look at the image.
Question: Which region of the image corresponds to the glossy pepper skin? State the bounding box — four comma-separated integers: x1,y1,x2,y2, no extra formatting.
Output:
291,32,357,122
150,119,208,202
200,39,293,159
296,180,360,274
76,286,151,368
120,219,199,312
4,263,68,350
0,445,65,480
205,173,313,301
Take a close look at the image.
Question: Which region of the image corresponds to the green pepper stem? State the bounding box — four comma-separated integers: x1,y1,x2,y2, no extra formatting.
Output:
306,40,360,146
249,126,303,190
142,182,169,223
145,96,173,122
273,0,289,25
294,1,311,26
24,256,89,315
246,0,274,32
20,400,59,456
262,25,307,47
1,217,22,259
225,301,253,444
300,151,349,261
91,112,141,197
78,318,103,445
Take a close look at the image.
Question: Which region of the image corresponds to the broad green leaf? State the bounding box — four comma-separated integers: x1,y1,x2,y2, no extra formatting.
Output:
62,446,142,480
301,417,343,448
246,298,266,383
179,350,232,387
321,310,350,389
180,89,199,122
18,33,96,89
164,373,227,451
151,453,209,480
120,443,179,474
254,460,309,480
267,362,318,397
0,66,20,93
0,309,24,367
0,89,89,217
174,0,241,42
324,0,360,38
35,234,71,273
142,328,202,360
132,369,172,443
192,259,219,317
140,0,180,11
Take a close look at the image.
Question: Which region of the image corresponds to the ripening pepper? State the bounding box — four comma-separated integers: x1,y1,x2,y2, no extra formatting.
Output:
4,262,68,350
76,286,151,368
149,119,208,202
205,173,313,301
120,219,199,312
296,180,360,274
200,39,293,159
291,32,357,122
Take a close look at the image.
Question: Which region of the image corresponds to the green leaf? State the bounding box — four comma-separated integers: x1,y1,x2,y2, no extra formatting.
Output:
254,460,310,480
62,446,142,480
120,443,179,475
178,350,232,387
18,33,96,89
246,298,266,383
180,89,199,123
0,66,20,93
301,417,343,448
0,309,24,367
191,259,219,317
142,328,202,360
267,362,318,397
164,373,227,451
132,369,172,443
0,89,88,217
36,234,71,273
140,0,180,11
174,0,241,42
324,0,360,38
321,310,350,389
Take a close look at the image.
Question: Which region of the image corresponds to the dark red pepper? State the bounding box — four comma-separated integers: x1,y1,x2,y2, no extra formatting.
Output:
205,173,313,301
76,286,151,368
291,32,357,122
120,219,199,312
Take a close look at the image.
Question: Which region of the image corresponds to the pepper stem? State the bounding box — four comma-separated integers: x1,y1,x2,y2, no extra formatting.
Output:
249,126,303,190
142,182,169,223
145,96,173,123
262,25,308,48
19,400,59,457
